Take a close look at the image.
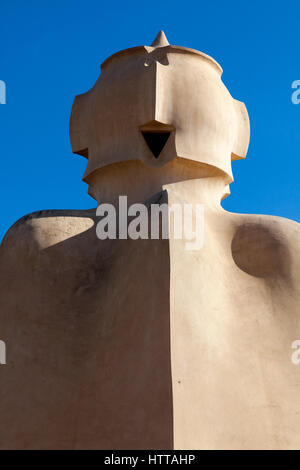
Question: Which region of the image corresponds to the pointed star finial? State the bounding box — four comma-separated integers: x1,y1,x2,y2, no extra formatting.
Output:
151,30,169,48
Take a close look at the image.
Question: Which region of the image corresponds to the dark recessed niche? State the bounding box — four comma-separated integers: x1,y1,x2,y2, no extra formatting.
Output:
141,131,171,158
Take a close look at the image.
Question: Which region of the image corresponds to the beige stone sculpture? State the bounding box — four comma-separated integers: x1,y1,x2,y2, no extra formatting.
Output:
0,31,299,450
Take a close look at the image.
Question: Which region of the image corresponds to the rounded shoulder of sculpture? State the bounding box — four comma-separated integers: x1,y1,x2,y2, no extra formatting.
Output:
1,208,97,253
0,209,116,303
225,211,300,282
227,211,300,244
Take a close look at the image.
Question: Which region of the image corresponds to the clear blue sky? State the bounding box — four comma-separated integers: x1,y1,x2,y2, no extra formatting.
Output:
1,0,299,240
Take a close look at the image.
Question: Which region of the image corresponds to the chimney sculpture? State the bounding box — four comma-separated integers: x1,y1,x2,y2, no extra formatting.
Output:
0,32,299,450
